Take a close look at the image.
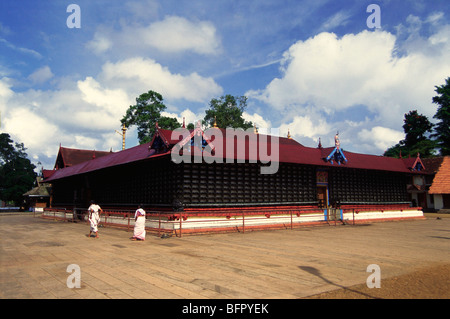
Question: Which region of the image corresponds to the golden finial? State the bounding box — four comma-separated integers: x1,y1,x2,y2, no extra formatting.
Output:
287,129,292,139
115,123,127,150
213,116,218,128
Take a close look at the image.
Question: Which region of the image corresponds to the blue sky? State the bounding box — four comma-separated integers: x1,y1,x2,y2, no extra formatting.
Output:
1,0,449,170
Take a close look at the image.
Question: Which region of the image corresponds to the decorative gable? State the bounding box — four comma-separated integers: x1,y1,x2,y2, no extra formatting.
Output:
410,153,426,171
325,133,348,165
174,122,215,153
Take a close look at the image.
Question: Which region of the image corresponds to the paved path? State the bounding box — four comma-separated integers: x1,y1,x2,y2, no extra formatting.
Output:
1,213,449,299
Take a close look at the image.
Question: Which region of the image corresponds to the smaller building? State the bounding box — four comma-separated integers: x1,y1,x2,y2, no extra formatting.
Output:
23,176,51,212
25,145,113,210
428,156,450,211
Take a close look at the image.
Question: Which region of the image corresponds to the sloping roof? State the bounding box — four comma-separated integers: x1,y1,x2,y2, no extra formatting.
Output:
42,169,56,179
23,177,51,197
23,186,51,197
54,146,113,169
45,127,427,182
401,154,426,171
429,156,450,194
45,142,164,182
422,157,444,174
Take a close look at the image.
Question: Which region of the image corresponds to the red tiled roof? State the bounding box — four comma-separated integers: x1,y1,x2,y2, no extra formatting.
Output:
45,127,427,182
429,156,450,194
55,146,112,169
422,157,444,174
45,142,164,182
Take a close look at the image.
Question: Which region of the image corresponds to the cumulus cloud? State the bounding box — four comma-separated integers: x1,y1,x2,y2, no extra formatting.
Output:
242,112,272,130
279,114,331,145
1,56,223,168
247,19,450,153
85,32,112,55
2,107,60,158
358,126,404,152
86,15,221,56
141,16,221,54
99,57,222,102
161,108,205,127
28,66,54,84
249,28,450,119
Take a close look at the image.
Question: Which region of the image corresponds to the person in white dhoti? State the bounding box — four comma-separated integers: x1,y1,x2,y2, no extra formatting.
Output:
132,204,146,241
88,200,103,238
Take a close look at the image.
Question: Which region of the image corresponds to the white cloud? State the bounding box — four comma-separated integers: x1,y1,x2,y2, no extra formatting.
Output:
248,26,450,127
86,15,221,56
0,38,42,59
161,109,205,127
85,32,112,55
358,126,404,152
426,11,444,25
1,55,223,168
319,10,352,31
279,114,331,143
141,16,221,54
77,76,130,128
0,77,13,105
242,112,272,130
99,57,222,102
28,66,54,84
2,107,60,158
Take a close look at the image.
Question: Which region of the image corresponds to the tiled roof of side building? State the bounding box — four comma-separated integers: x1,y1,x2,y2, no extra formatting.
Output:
429,156,450,194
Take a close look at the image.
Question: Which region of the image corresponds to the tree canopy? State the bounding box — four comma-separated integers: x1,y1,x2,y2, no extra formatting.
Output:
203,95,253,129
384,77,450,158
121,90,181,144
0,133,36,206
432,77,450,155
384,110,436,158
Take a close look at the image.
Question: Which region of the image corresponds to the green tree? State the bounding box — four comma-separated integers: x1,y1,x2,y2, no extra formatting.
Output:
432,77,450,155
121,90,181,144
402,110,434,149
203,95,253,129
0,133,36,206
384,110,436,158
157,116,182,131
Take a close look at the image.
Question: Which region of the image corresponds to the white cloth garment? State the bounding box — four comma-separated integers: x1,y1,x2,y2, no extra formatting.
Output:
88,204,101,232
133,208,146,240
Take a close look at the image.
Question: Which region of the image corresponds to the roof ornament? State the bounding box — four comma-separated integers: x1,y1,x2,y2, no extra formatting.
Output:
411,152,425,171
287,129,292,139
115,123,127,150
325,131,348,165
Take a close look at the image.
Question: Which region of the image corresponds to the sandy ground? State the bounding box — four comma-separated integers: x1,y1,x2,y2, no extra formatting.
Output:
1,212,449,301
307,213,450,299
306,262,450,299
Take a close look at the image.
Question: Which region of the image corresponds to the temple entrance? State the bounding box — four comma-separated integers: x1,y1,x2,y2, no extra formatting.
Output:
317,186,328,208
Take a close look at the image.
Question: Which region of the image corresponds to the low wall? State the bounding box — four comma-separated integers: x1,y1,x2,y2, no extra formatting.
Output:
41,206,425,236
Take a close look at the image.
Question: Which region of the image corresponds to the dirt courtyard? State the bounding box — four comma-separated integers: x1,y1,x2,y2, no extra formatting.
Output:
308,213,450,299
1,212,449,300
307,262,449,299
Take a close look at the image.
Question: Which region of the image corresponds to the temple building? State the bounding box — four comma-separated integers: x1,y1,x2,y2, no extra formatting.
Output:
44,125,429,225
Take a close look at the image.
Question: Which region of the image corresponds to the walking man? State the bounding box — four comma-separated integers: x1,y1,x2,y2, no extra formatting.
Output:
88,200,102,238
